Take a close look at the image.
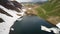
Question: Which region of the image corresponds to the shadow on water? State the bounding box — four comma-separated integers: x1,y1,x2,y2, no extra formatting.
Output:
9,16,56,34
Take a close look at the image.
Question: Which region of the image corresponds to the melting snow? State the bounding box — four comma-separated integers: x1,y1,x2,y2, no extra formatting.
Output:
41,25,60,34
0,5,25,34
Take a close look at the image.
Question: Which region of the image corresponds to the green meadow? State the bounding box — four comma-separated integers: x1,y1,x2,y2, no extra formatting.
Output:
36,0,60,19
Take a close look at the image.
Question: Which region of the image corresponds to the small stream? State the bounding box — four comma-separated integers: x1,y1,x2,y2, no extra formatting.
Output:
9,16,56,34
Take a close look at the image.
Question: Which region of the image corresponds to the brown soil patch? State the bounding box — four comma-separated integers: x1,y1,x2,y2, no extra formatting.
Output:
47,16,60,25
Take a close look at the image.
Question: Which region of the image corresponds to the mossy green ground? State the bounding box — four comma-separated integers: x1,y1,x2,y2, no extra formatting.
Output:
36,0,60,19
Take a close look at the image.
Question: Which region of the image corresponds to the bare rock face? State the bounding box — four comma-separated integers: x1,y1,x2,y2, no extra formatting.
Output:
0,18,5,23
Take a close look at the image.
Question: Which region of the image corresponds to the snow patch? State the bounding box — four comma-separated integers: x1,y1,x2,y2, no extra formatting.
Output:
41,25,51,32
11,28,14,31
41,25,60,34
56,22,60,28
0,5,25,34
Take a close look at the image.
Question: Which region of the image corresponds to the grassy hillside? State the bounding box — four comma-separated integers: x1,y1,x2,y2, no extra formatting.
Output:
36,0,60,25
36,0,60,18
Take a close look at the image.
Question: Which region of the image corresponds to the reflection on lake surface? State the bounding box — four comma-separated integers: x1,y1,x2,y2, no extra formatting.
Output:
9,16,56,34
